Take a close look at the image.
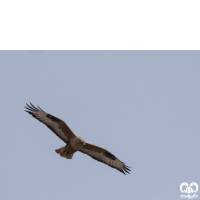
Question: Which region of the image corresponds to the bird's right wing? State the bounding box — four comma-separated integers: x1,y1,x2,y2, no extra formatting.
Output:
25,103,76,143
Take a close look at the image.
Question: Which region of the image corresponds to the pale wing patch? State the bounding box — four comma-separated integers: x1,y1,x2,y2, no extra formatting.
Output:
79,145,131,175
25,103,76,143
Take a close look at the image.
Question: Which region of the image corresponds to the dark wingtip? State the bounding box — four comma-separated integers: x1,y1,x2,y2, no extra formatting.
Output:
121,170,126,175
24,110,32,114
24,102,42,113
121,162,131,175
25,102,45,116
30,102,38,110
37,105,44,112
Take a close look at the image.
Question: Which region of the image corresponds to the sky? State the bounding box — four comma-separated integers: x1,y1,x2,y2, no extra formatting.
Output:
0,51,200,200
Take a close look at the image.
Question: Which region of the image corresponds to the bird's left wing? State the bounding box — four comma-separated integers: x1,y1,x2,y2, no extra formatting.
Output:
25,103,76,143
79,143,131,175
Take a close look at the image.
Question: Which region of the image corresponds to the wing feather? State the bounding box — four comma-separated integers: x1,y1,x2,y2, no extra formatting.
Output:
25,103,76,143
79,143,131,175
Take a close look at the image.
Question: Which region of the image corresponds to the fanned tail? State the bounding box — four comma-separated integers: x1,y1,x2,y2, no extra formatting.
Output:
55,146,74,159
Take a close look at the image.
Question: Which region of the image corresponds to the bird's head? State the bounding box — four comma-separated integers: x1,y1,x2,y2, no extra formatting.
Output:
76,137,86,147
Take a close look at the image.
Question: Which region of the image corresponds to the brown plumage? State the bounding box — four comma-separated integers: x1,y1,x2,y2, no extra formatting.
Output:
25,103,131,175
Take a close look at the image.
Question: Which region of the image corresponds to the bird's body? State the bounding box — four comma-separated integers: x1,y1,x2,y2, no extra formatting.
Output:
55,137,85,159
25,103,131,175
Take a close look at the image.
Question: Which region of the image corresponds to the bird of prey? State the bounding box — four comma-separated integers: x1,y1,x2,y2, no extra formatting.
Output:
25,103,131,175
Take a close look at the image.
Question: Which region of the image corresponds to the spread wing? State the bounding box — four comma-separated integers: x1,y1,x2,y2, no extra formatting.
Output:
79,143,131,175
25,103,76,143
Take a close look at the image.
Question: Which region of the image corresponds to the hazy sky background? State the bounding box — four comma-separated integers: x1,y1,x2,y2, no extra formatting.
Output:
0,51,199,200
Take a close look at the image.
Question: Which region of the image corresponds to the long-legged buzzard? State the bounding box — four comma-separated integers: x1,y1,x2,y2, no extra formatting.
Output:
25,103,131,175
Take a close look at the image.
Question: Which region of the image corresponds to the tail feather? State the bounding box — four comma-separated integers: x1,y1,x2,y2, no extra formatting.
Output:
55,146,74,159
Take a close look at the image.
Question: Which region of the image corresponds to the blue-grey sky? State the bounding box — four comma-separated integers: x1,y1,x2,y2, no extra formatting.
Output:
0,51,199,200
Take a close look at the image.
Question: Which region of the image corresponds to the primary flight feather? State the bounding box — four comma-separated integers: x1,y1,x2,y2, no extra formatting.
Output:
25,103,131,175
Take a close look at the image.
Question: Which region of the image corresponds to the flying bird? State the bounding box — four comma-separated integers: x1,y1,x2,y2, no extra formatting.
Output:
25,103,131,175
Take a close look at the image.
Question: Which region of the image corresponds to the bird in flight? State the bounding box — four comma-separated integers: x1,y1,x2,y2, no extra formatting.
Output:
25,103,131,175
